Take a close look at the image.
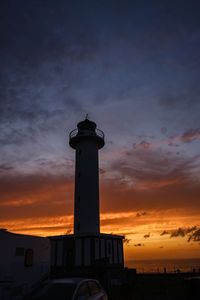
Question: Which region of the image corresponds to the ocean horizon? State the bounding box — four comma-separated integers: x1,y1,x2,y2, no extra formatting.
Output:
125,258,200,273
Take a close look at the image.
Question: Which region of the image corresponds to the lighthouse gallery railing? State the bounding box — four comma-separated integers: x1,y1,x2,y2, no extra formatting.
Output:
69,128,104,140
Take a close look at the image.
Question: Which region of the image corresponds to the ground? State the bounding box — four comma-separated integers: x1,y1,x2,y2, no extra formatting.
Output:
109,273,200,300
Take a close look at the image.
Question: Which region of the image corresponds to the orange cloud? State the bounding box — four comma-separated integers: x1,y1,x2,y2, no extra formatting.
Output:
1,206,200,262
0,174,74,221
1,146,200,263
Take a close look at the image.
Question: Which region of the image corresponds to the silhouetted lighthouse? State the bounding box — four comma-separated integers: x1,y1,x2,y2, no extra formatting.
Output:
49,118,124,272
69,118,104,234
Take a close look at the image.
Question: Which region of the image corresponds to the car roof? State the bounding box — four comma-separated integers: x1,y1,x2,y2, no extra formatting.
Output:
51,278,98,285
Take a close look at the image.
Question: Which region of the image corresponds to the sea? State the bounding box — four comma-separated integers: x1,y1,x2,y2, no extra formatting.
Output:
126,258,200,273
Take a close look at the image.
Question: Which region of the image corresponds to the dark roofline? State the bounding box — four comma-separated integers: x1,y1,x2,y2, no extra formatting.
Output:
47,232,124,239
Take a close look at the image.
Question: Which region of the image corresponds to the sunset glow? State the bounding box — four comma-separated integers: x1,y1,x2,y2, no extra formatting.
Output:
1,0,200,267
1,167,200,264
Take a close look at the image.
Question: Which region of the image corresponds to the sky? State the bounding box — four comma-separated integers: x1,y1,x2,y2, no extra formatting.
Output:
0,0,200,264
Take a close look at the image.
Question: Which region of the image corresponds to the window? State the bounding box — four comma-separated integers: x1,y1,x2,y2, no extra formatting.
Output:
88,281,100,296
78,149,82,155
30,282,76,300
77,222,80,230
108,243,111,255
75,283,90,299
15,247,24,256
24,248,34,267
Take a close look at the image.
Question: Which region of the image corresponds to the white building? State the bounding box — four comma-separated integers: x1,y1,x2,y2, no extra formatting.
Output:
0,229,50,299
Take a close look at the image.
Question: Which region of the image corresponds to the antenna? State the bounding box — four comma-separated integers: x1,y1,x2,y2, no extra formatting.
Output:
85,113,89,119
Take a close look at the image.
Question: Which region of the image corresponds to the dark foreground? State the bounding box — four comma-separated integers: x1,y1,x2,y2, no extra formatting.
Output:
109,273,200,300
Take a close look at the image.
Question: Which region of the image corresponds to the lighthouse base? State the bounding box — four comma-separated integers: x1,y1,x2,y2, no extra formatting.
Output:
48,233,124,277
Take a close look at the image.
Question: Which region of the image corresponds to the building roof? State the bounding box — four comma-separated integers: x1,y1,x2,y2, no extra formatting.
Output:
48,232,124,239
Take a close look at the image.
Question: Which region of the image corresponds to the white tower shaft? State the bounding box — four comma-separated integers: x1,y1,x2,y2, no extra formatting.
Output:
69,119,104,235
74,139,99,234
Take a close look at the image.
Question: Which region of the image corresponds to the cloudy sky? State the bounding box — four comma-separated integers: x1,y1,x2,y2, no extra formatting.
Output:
1,0,200,263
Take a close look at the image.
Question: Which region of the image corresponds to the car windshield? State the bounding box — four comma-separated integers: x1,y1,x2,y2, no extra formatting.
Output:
28,282,76,300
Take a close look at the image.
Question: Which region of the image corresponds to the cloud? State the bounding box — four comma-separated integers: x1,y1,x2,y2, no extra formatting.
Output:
134,243,144,247
160,230,169,236
0,1,100,70
99,168,106,174
0,172,74,220
0,214,74,237
101,175,200,215
185,226,197,234
170,228,185,238
187,228,200,242
64,228,73,235
133,141,152,150
100,212,150,228
0,0,200,254
170,226,198,240
127,128,200,152
106,146,200,193
180,129,200,143
144,233,150,239
136,212,147,217
0,164,13,171
162,128,200,147
123,238,131,246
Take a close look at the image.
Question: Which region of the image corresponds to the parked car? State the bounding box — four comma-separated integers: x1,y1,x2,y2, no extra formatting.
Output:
25,278,108,300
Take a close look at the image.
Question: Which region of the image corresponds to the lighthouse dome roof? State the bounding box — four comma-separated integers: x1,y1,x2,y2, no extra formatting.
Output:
77,118,96,131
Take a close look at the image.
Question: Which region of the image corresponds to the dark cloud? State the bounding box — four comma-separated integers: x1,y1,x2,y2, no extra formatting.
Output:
134,243,144,247
180,129,200,143
160,230,169,236
188,228,200,242
170,226,197,239
136,212,147,217
64,228,73,235
123,238,131,246
0,0,98,160
159,227,200,244
170,228,185,238
0,0,100,69
185,226,197,234
144,233,150,239
99,168,106,174
109,148,200,192
0,83,82,146
167,142,179,148
0,164,13,171
1,0,200,246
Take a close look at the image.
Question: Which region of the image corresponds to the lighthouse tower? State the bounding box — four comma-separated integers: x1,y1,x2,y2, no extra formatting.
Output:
69,118,104,234
49,118,124,273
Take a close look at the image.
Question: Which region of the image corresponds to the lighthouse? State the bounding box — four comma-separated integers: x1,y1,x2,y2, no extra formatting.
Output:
69,118,104,234
49,118,124,273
